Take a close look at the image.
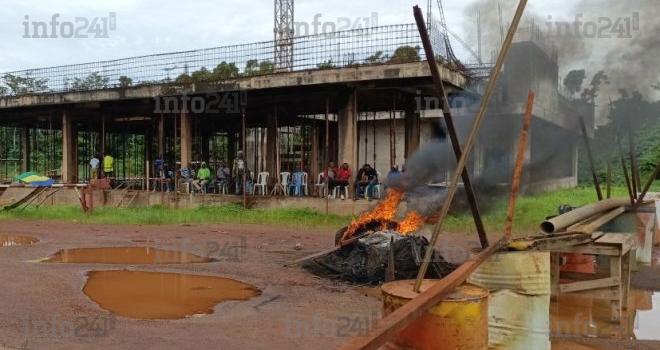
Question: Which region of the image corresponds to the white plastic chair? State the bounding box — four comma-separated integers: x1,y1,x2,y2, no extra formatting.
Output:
301,172,309,196
333,186,349,200
254,172,269,195
373,171,383,199
288,172,307,196
315,173,326,197
279,172,291,196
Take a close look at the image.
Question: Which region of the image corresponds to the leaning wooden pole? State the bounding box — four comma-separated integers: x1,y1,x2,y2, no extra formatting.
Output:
413,0,528,293
579,116,603,201
415,6,489,248
503,90,534,238
634,161,660,210
617,137,635,206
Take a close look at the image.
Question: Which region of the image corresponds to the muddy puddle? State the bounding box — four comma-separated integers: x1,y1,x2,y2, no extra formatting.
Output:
83,270,261,319
1,235,39,247
42,247,215,264
551,290,660,340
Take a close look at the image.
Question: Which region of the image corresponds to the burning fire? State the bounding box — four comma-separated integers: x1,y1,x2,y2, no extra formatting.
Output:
340,189,427,242
398,212,425,234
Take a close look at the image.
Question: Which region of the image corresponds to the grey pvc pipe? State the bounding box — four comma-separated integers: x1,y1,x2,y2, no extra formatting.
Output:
540,198,630,233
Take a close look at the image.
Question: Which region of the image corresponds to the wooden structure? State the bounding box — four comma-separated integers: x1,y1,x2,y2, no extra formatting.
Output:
545,232,634,323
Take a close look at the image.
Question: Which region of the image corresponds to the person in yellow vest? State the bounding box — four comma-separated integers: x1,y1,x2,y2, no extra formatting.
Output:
103,152,114,179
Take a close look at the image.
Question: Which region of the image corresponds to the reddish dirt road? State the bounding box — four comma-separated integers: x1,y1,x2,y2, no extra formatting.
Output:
0,221,659,350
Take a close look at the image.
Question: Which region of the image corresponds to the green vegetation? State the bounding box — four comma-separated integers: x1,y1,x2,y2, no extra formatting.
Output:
388,45,421,64
70,72,109,91
2,185,657,235
0,204,349,229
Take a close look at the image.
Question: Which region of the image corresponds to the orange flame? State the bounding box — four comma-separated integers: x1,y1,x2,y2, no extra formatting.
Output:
342,189,404,241
397,212,425,234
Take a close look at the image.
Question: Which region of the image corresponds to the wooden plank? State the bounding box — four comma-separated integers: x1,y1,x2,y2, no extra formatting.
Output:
567,288,621,300
338,237,505,350
610,255,622,321
560,277,620,293
528,233,593,251
551,253,561,299
552,245,620,256
574,207,626,234
597,233,634,254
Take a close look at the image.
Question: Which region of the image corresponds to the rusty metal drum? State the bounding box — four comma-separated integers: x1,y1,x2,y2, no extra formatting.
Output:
381,280,488,350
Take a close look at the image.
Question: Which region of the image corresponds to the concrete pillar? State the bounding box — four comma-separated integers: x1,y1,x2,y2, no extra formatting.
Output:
266,109,278,182
201,128,210,162
157,112,165,158
100,114,106,155
180,111,192,166
62,111,76,183
404,103,420,159
338,89,358,188
311,122,320,183
21,127,30,173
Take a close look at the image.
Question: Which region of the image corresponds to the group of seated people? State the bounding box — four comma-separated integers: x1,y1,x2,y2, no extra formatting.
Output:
152,154,402,198
319,161,389,201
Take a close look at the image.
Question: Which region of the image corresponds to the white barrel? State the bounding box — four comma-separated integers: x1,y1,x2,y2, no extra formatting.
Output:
468,251,550,295
488,290,550,350
468,251,551,350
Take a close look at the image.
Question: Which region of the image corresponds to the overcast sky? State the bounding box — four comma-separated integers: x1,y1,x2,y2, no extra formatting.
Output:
1,0,573,72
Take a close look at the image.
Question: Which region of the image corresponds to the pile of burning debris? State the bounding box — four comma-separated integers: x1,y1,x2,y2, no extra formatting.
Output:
303,190,456,285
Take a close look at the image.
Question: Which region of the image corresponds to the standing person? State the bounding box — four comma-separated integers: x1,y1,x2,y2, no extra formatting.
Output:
154,155,164,179
233,150,247,195
103,152,114,180
89,154,100,181
193,162,212,193
354,164,378,201
329,163,351,200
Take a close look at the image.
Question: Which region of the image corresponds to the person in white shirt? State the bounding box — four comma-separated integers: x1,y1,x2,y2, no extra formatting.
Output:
89,154,101,180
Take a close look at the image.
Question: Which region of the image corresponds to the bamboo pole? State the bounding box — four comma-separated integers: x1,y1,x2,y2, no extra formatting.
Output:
579,116,603,200
503,90,534,238
634,161,660,210
413,0,528,293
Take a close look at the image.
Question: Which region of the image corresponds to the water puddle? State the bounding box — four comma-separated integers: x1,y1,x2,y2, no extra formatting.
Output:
42,247,215,264
83,270,261,319
550,290,660,340
1,235,39,247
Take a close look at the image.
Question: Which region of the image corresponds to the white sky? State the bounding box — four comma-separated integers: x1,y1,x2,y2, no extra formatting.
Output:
0,0,574,72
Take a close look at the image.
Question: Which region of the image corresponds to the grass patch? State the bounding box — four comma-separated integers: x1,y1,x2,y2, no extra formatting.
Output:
441,184,658,235
0,204,350,229
1,182,657,234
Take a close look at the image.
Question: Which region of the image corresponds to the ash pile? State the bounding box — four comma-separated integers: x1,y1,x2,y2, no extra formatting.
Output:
303,229,456,285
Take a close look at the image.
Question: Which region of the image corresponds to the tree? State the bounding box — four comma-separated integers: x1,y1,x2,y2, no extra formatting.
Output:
563,69,586,97
191,67,212,81
244,60,275,76
317,60,335,69
389,46,421,64
2,73,49,95
70,72,109,91
174,73,192,84
366,51,388,64
118,76,133,87
212,62,240,80
580,70,609,105
0,86,7,96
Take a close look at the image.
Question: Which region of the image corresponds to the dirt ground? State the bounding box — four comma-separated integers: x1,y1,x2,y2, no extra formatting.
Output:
0,221,658,350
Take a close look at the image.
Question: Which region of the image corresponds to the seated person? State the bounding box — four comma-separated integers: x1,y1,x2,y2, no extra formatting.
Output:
179,163,195,192
193,162,212,193
216,161,231,192
162,163,174,192
354,164,378,201
329,163,351,200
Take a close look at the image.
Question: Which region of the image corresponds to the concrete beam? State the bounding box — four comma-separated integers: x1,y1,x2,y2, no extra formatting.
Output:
0,62,467,110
